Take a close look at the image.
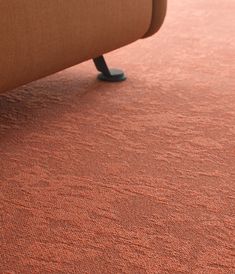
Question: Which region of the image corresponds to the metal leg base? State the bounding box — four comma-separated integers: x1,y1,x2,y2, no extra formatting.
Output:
93,56,126,82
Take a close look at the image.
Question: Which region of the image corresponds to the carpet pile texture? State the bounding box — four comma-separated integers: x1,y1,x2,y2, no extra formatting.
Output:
1,0,234,273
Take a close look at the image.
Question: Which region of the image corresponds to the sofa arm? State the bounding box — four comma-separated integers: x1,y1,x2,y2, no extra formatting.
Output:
144,0,167,38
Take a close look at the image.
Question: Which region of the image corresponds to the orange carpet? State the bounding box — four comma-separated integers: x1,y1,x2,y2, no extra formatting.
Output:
1,1,235,273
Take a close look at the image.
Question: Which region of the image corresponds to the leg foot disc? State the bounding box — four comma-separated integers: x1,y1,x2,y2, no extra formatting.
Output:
98,69,126,82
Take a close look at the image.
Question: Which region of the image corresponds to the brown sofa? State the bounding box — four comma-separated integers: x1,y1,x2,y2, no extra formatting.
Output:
0,0,167,93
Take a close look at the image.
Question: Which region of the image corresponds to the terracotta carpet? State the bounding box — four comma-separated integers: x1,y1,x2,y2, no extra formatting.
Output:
1,1,235,273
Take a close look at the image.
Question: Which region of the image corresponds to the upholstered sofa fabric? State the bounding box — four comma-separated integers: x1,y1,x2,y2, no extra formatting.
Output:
0,0,166,93
144,0,167,37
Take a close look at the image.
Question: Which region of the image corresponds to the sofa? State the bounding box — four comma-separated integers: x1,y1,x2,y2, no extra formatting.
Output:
0,0,167,93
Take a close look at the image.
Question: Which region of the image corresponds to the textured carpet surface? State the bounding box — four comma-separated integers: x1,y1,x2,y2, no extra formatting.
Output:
1,1,235,273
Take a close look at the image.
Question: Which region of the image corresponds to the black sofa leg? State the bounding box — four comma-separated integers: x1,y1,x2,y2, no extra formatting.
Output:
93,55,126,82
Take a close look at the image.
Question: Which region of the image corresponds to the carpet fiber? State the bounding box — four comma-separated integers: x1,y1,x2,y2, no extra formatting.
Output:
1,1,235,273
